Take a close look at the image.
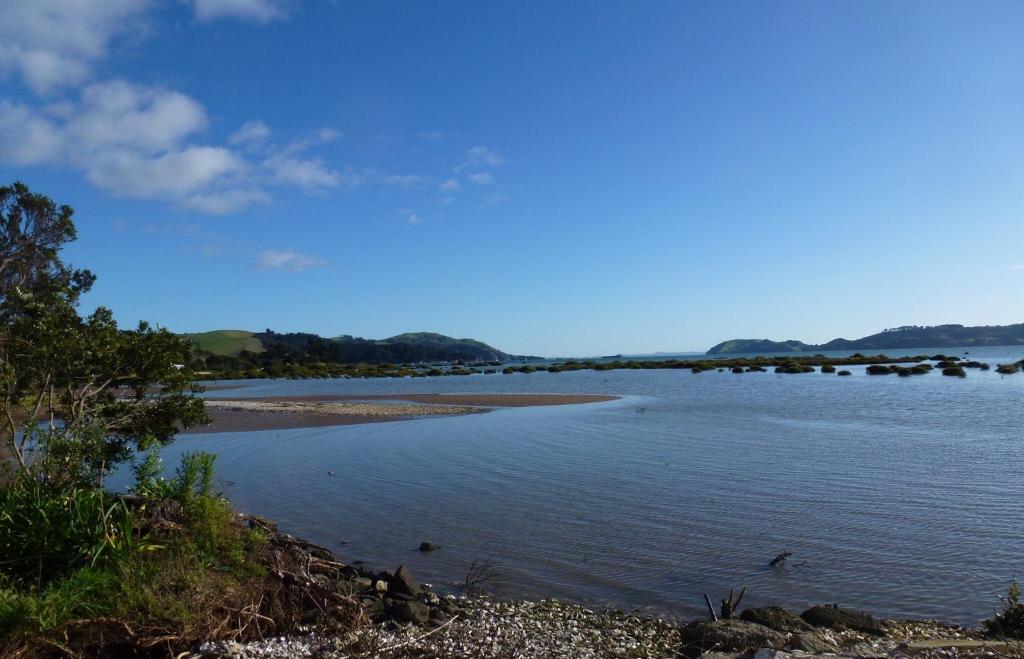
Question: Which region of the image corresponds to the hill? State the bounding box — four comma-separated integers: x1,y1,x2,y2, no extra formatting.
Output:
184,330,264,356
186,329,528,365
707,323,1024,355
379,332,510,361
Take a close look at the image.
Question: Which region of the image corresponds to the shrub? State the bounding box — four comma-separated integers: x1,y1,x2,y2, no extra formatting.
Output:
942,366,966,377
985,580,1024,638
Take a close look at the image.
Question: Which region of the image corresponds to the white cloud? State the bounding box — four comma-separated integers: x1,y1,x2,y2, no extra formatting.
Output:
188,0,288,23
406,213,422,225
456,145,505,172
374,173,430,189
438,178,461,192
0,81,357,212
71,80,208,153
0,81,258,209
418,130,443,141
264,154,340,190
228,120,271,146
256,249,325,271
1011,264,1024,272
0,101,64,164
0,0,150,93
467,172,493,185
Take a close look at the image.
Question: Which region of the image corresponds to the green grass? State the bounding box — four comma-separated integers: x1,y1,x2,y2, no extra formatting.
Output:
185,330,264,356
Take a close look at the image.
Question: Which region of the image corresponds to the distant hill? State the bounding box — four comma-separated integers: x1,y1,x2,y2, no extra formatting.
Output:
707,323,1024,355
378,332,511,361
186,329,530,363
184,330,264,356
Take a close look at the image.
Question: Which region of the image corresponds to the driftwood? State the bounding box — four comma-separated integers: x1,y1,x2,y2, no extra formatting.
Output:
703,594,718,621
703,588,747,620
769,550,793,567
720,587,746,620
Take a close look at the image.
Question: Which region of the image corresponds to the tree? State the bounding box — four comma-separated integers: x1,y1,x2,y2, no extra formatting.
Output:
0,182,207,481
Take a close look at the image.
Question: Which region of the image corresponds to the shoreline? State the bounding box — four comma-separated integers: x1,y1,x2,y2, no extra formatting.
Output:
194,518,1008,658
187,393,619,434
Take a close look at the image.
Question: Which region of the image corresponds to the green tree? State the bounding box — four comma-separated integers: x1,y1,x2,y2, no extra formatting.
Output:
0,182,207,480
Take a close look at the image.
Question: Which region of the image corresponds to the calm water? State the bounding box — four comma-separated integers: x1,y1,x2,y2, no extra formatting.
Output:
124,346,1024,624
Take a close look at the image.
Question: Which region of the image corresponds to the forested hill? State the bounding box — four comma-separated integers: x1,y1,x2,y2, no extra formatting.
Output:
187,329,533,364
707,323,1024,355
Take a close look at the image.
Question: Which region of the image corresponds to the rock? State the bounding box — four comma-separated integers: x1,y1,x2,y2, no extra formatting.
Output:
679,619,787,658
789,632,837,653
740,607,813,633
419,542,440,552
800,605,884,635
353,577,372,590
391,600,430,625
389,565,422,596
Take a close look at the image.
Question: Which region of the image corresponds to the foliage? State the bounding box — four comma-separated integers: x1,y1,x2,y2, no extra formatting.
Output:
0,450,266,643
0,181,208,476
985,580,1024,638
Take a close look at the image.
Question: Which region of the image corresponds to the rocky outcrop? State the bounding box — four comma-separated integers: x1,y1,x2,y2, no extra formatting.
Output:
679,619,787,657
800,605,884,635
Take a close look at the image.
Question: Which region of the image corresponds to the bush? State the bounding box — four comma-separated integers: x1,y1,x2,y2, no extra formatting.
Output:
942,366,966,377
985,580,1024,638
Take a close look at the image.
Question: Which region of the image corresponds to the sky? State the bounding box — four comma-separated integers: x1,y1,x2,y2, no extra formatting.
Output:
0,1,1022,357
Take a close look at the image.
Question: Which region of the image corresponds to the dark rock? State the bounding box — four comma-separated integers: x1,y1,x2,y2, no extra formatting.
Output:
388,565,422,596
391,600,430,625
790,632,838,653
801,605,884,635
419,542,440,552
678,619,787,658
429,607,449,622
739,607,813,633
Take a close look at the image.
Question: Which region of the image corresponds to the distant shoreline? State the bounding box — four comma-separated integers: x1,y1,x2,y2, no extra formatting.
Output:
187,393,619,434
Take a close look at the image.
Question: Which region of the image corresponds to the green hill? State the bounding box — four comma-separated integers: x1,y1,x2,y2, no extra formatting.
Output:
707,323,1024,355
184,330,264,357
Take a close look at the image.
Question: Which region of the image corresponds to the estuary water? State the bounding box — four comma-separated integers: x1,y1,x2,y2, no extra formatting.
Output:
142,346,1024,624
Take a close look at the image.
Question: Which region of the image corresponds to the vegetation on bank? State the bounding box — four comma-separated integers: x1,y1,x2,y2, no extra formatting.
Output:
189,352,1024,381
0,183,290,655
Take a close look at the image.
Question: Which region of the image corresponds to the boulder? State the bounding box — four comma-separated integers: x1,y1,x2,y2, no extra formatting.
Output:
739,607,813,633
678,619,787,658
388,565,422,596
800,605,884,635
419,542,440,552
391,600,430,625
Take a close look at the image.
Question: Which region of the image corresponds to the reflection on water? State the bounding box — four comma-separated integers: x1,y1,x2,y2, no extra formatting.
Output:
114,346,1024,624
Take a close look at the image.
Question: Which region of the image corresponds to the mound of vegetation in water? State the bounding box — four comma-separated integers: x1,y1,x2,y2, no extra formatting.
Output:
942,366,967,377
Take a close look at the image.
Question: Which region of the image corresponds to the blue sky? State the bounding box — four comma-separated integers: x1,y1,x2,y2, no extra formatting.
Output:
1,1,1022,356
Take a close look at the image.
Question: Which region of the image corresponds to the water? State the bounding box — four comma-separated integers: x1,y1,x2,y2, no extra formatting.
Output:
124,346,1024,624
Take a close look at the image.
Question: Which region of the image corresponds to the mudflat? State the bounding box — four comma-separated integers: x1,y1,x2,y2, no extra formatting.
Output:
186,393,617,434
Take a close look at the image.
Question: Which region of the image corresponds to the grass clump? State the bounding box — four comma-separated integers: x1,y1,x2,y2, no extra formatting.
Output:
0,451,273,654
